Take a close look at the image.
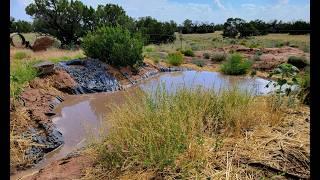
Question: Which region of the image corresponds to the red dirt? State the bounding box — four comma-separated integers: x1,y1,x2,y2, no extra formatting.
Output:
11,69,78,173
24,153,93,180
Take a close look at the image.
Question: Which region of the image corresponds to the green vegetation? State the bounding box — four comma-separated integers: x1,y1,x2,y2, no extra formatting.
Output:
83,26,143,67
220,54,252,75
166,52,184,66
191,58,205,67
10,61,38,98
211,52,227,62
267,63,300,108
90,86,282,178
287,56,308,69
298,70,310,105
10,17,33,33
203,52,210,59
13,51,28,60
181,49,194,57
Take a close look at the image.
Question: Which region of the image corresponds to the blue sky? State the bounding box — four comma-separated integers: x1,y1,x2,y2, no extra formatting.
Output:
10,0,310,24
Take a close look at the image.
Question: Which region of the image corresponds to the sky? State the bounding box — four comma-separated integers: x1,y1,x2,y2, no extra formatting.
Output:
10,0,310,24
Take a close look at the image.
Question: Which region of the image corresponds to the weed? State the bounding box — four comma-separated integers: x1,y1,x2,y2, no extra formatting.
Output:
191,58,205,67
203,52,210,59
220,53,252,75
14,52,28,60
287,56,308,69
181,49,195,57
211,52,227,62
167,52,184,66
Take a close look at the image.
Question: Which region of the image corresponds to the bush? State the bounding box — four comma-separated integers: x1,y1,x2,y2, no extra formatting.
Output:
191,59,205,67
82,26,143,67
203,53,210,59
181,49,194,57
287,56,308,69
220,53,252,75
14,52,28,60
167,52,184,66
211,52,227,62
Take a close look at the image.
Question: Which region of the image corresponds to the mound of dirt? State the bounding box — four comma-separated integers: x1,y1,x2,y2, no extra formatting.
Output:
11,69,78,173
32,37,55,52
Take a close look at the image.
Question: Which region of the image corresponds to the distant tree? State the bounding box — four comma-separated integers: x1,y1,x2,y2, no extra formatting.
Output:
95,4,135,31
214,24,224,31
26,0,92,47
10,16,15,33
237,22,258,38
136,16,177,44
249,19,269,35
10,17,33,33
222,18,244,38
289,20,310,35
182,19,193,34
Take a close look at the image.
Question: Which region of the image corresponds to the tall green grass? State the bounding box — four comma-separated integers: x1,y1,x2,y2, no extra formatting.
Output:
10,61,39,98
94,86,261,173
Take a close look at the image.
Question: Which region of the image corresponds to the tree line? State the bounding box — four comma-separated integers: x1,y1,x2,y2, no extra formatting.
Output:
10,0,310,47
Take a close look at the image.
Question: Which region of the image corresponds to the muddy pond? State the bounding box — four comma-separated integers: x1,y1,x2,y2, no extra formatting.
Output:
13,71,275,179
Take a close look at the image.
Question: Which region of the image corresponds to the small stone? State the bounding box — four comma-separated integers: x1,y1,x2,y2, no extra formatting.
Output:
33,61,55,75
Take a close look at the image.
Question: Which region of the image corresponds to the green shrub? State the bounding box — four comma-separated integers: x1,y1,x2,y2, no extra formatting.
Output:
203,53,210,59
191,58,205,67
220,53,252,75
287,56,308,69
181,49,194,57
167,52,184,66
211,52,227,62
144,46,154,52
14,52,28,60
82,26,143,67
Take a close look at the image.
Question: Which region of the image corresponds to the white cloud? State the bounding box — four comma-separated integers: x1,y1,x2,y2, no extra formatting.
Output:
241,3,256,10
278,0,289,5
213,0,226,10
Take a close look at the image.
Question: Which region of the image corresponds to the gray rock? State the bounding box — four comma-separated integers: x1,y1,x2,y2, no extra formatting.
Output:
33,61,55,75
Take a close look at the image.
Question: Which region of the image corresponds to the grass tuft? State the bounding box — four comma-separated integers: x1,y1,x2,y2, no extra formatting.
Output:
220,53,252,75
89,85,283,178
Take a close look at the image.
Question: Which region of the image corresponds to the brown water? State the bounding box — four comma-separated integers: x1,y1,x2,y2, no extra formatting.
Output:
12,71,274,179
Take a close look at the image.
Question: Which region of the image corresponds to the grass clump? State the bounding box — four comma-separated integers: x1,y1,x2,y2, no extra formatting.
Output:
14,51,28,60
89,86,282,178
181,49,194,57
211,52,227,62
203,52,210,59
10,61,38,98
287,56,308,69
167,52,184,66
191,58,205,67
220,53,252,75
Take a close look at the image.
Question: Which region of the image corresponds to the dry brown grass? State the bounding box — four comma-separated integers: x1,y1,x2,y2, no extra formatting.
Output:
80,86,310,180
10,47,84,63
